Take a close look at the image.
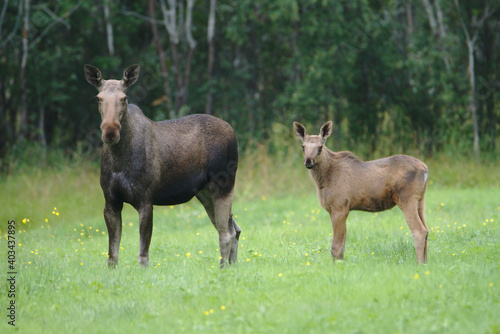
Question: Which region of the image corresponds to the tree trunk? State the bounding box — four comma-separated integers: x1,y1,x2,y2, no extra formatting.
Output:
103,0,115,56
205,0,216,115
180,0,196,112
181,46,194,110
159,0,196,115
0,0,9,37
19,0,29,142
170,40,182,114
422,0,450,70
37,92,47,148
483,30,496,151
434,0,446,38
421,0,437,36
466,40,480,158
453,0,493,159
0,77,6,161
406,0,414,36
160,0,182,115
149,0,172,111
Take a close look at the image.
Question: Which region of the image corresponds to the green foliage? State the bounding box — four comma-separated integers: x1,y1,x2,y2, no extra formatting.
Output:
2,0,499,160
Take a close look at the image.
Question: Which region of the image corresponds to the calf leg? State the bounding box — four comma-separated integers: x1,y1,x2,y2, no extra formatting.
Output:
330,209,349,262
138,203,153,268
399,200,429,264
417,198,428,263
104,201,123,268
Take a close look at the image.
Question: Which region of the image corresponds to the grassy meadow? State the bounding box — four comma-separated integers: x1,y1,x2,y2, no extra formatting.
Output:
1,150,499,333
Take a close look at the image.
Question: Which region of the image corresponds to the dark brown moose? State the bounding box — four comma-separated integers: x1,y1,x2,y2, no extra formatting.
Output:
293,121,429,263
84,64,241,268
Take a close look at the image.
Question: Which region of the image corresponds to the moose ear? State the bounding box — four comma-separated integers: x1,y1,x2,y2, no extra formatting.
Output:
293,122,307,141
122,64,140,88
84,64,103,88
319,121,333,140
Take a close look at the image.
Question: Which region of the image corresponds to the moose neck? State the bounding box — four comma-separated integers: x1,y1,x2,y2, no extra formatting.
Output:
308,148,335,188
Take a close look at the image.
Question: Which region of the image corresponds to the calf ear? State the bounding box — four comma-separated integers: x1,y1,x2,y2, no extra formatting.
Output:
319,121,333,140
122,64,140,88
293,122,307,141
84,65,103,88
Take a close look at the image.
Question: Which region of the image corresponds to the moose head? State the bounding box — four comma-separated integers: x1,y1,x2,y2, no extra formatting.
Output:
84,64,140,145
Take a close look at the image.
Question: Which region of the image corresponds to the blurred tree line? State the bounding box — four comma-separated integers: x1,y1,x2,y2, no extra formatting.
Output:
1,0,499,170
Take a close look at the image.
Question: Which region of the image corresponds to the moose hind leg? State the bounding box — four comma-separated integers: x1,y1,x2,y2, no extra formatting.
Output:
138,203,153,268
196,190,216,228
229,216,241,264
399,200,429,264
213,191,236,268
104,201,123,268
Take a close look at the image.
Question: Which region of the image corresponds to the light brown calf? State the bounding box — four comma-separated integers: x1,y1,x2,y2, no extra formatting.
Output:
293,121,429,263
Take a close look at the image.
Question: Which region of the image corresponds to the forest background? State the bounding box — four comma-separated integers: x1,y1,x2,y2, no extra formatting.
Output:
1,3,499,332
1,0,499,172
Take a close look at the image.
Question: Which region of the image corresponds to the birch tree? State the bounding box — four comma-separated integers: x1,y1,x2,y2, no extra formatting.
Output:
453,0,495,158
103,0,115,56
148,0,172,111
19,0,30,141
205,0,216,115
421,0,450,70
160,0,196,115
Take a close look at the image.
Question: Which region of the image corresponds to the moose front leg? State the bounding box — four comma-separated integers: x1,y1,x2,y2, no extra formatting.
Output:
138,203,153,268
330,209,348,262
104,201,123,268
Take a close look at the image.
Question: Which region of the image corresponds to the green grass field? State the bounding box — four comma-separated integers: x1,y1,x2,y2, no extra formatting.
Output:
1,157,499,333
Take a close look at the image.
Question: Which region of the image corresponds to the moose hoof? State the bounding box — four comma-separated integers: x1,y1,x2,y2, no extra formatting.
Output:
138,256,149,268
107,258,118,269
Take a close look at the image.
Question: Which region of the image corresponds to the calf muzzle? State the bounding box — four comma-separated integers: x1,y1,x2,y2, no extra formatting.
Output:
305,158,315,169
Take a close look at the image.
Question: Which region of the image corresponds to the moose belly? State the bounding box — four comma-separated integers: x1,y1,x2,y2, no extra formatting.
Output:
105,171,204,206
152,173,206,206
153,187,196,205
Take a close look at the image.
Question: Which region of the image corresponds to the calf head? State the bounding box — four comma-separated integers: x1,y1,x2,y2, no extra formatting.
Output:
84,64,140,144
293,121,333,169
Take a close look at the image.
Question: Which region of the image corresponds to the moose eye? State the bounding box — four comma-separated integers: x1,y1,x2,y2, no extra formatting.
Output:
301,145,305,151
95,96,100,102
121,96,127,103
318,146,323,153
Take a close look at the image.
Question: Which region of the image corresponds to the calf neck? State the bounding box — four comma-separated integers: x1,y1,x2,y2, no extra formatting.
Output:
293,121,429,263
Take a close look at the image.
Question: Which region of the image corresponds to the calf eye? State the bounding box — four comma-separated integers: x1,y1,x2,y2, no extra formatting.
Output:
121,96,128,103
301,145,304,151
95,96,100,102
318,146,323,153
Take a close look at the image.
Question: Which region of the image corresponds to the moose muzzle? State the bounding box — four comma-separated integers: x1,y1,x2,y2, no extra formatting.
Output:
101,122,121,145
